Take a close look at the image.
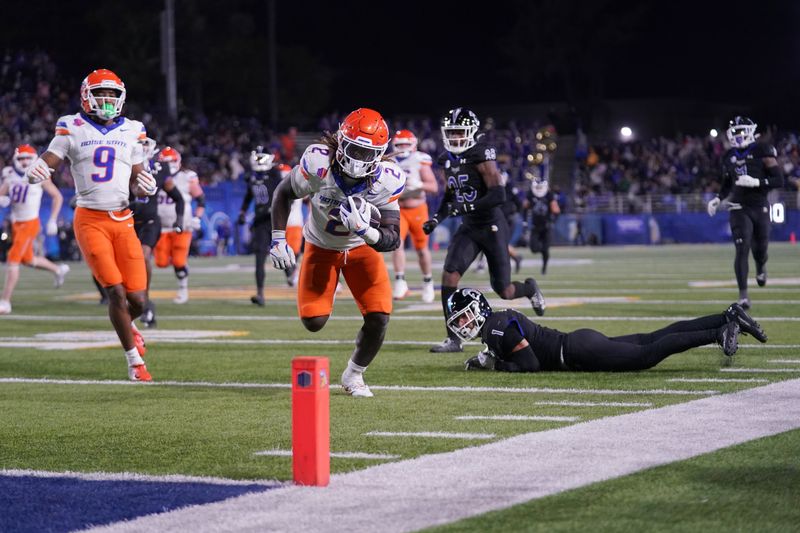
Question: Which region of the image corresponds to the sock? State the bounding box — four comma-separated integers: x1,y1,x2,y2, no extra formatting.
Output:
423,274,432,283
178,277,188,290
395,272,405,280
125,347,144,367
347,360,367,374
511,280,533,299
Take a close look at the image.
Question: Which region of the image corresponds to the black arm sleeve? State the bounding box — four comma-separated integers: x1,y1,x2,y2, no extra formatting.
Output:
764,164,785,189
166,185,185,219
195,194,206,208
718,165,733,199
432,188,455,222
369,211,401,252
470,185,505,212
494,345,541,373
240,187,253,214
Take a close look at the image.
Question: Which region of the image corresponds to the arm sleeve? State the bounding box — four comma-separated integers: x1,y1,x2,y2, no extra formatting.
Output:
494,344,541,373
718,164,732,199
167,185,185,218
470,185,505,212
240,186,253,213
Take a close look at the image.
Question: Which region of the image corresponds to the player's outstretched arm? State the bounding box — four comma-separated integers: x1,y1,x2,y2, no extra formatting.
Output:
27,152,62,184
41,180,63,235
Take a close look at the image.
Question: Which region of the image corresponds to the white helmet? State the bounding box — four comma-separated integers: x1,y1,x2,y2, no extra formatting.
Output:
250,146,275,172
726,116,757,149
531,177,549,198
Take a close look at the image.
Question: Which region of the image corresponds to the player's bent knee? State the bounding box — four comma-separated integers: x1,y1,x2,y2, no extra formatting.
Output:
106,285,128,306
301,315,329,332
497,283,516,299
127,291,146,315
363,312,390,332
442,271,460,286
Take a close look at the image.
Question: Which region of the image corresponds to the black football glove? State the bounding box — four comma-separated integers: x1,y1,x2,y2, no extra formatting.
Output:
422,217,439,235
173,220,184,234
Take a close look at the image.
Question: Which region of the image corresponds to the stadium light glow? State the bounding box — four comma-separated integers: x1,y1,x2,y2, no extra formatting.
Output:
620,126,633,140
710,128,719,138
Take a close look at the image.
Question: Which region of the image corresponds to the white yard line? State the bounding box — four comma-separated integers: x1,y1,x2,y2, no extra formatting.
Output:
532,400,652,407
720,368,800,373
455,415,580,422
767,359,800,364
364,431,496,440
253,450,401,460
0,378,720,396
89,379,800,533
668,378,770,383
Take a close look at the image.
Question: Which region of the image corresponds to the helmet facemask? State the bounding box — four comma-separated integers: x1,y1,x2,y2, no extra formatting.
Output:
447,299,487,342
336,132,387,178
12,147,36,173
84,87,125,121
441,124,477,154
531,178,549,198
726,119,757,149
250,147,275,172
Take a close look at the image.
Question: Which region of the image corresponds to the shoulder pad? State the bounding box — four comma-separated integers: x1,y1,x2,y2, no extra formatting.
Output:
299,143,333,181
55,115,73,136
126,118,148,141
417,151,433,165
758,143,778,158
378,160,406,200
466,141,497,164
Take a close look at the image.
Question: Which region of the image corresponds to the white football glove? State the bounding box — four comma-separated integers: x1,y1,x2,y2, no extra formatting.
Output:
26,158,52,184
720,198,742,211
339,196,372,236
136,170,158,196
190,216,202,231
45,219,58,236
0,196,10,208
707,197,720,217
734,174,760,188
269,230,296,270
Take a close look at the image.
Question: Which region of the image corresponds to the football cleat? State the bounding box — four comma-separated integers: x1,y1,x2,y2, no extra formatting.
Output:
716,321,740,357
527,278,546,316
174,286,189,304
725,303,767,343
756,265,767,287
393,279,409,300
131,322,147,357
251,295,265,307
737,297,751,310
430,337,463,353
421,281,435,303
0,299,11,315
54,264,70,288
128,364,152,382
341,369,373,398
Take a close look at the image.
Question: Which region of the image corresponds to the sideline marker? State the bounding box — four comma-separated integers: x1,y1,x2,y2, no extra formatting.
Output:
291,356,330,486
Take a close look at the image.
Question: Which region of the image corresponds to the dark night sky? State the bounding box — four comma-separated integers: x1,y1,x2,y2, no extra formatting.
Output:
2,0,799,125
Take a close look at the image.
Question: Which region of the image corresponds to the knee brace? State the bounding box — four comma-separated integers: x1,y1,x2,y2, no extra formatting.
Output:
174,265,189,279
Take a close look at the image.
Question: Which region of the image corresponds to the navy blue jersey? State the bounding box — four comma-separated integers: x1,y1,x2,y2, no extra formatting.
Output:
131,160,171,221
720,143,782,208
527,190,556,228
241,168,283,226
481,309,565,370
437,136,502,225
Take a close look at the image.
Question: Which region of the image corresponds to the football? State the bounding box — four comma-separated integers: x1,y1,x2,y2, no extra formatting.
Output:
342,196,382,228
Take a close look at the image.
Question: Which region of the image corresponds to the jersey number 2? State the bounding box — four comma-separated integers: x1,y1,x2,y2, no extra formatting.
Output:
91,147,116,183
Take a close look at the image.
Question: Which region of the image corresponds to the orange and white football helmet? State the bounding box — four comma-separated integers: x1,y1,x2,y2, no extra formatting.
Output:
80,69,126,120
336,108,389,178
12,144,37,173
158,147,182,175
392,129,418,157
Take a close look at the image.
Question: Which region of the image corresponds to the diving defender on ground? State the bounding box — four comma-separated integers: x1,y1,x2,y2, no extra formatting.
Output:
707,116,784,309
424,108,546,354
270,108,405,398
447,288,766,373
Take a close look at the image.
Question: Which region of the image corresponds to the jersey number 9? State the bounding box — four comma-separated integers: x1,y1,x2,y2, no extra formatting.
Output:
91,147,116,183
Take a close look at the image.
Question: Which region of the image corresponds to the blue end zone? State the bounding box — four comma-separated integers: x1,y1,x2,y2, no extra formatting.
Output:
0,475,278,532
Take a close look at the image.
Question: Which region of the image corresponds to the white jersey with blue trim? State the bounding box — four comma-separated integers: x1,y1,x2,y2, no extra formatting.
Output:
395,150,432,198
290,143,405,251
46,113,146,211
157,169,198,230
2,166,44,222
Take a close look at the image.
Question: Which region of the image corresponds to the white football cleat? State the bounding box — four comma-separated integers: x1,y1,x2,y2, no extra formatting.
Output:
393,279,409,300
421,281,435,303
341,369,373,398
0,300,11,315
173,286,189,304
54,263,70,288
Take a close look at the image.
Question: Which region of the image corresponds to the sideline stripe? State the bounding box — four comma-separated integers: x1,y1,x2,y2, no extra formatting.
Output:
455,415,580,422
0,469,282,487
364,431,496,440
0,378,720,396
532,400,652,407
253,450,401,460
767,359,800,364
3,314,800,323
89,379,800,533
668,378,770,383
720,368,800,373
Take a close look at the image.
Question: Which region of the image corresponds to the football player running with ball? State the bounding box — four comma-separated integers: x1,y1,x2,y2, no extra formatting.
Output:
270,108,405,398
27,69,155,381
425,108,546,354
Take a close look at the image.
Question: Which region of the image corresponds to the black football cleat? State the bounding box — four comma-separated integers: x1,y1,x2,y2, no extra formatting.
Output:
756,265,767,287
716,321,740,357
251,295,265,307
725,303,767,343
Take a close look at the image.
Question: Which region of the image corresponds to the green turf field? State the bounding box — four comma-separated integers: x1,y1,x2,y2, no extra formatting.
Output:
1,243,799,530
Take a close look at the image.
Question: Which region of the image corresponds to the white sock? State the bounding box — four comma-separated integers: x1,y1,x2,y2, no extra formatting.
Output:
347,360,367,374
178,278,188,290
125,347,144,367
